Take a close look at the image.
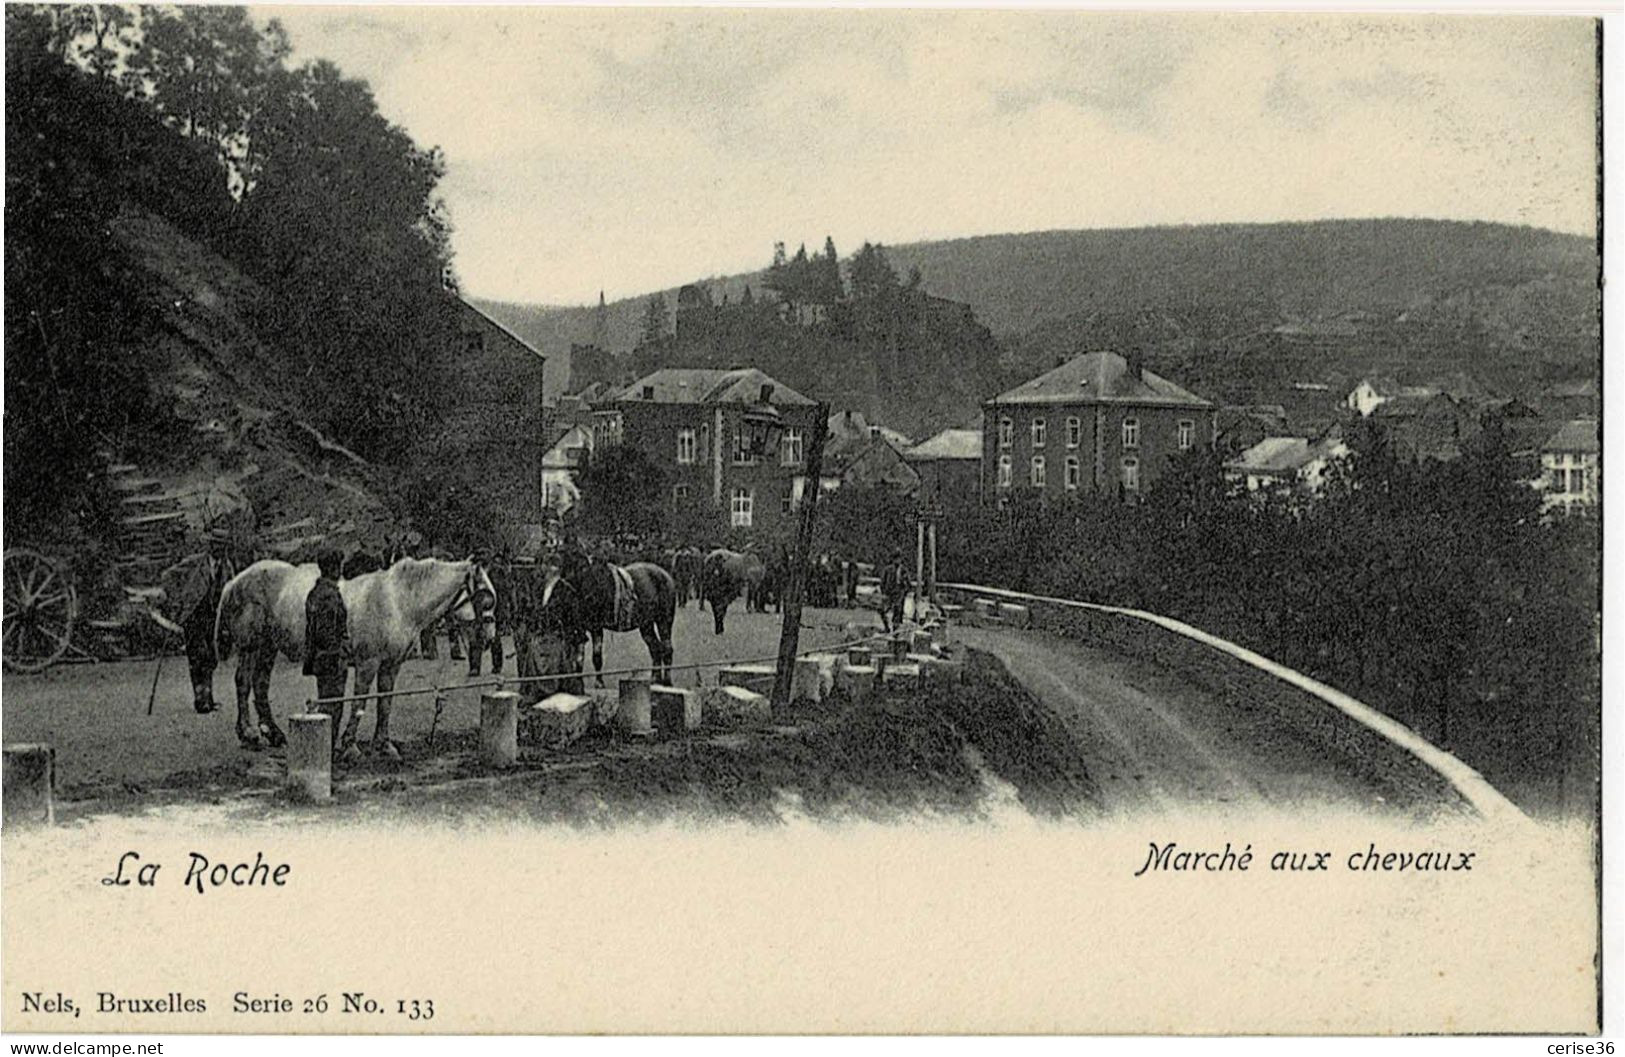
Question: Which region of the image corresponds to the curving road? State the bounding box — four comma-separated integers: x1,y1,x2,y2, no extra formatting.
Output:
954,623,1467,819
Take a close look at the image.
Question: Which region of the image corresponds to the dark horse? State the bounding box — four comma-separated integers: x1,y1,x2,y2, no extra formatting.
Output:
701,548,764,635
559,549,677,686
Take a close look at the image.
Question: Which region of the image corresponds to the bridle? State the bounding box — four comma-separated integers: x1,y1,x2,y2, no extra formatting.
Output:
445,561,492,619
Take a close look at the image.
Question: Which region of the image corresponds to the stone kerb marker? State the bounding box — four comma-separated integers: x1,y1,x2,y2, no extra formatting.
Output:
791,657,823,702
286,715,331,801
2,744,56,826
617,677,654,737
479,691,520,767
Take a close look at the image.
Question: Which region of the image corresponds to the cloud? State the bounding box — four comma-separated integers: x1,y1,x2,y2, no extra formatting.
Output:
255,8,1598,304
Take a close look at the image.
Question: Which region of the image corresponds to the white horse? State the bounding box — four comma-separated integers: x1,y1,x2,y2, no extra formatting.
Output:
209,557,493,757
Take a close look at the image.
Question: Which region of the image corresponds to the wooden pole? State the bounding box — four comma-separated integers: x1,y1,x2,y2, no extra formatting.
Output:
914,518,926,621
771,402,830,711
927,520,938,605
145,654,165,716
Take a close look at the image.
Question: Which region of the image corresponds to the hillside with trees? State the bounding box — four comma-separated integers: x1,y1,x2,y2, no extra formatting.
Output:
5,4,497,582
481,217,1598,429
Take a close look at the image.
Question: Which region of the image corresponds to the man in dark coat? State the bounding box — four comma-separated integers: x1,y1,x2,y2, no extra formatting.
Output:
879,550,911,633
511,552,587,702
303,548,349,751
467,548,505,677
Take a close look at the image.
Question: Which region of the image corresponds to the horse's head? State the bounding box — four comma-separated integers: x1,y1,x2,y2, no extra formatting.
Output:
558,546,591,584
451,558,497,622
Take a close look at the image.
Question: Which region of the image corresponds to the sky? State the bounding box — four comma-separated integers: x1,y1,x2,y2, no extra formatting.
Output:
254,7,1599,306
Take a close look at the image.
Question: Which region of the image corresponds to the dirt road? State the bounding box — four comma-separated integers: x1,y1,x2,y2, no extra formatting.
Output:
954,624,1465,819
1,603,874,801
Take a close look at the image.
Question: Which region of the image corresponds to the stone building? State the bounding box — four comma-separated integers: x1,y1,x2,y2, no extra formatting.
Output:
444,297,548,517
906,427,983,517
591,367,822,538
982,351,1215,503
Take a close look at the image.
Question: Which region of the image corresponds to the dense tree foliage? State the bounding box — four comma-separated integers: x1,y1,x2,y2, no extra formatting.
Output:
941,430,1598,815
6,4,462,546
4,11,229,546
570,445,671,541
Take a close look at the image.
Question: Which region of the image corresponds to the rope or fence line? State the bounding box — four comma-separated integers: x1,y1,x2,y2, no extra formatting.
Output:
304,628,892,711
938,581,1530,826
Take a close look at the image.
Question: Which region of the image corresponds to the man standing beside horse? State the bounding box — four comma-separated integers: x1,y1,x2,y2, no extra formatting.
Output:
511,552,588,702
302,548,350,753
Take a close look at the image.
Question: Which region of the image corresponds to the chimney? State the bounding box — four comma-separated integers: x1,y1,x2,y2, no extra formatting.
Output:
759,383,775,403
642,384,655,400
1127,352,1145,381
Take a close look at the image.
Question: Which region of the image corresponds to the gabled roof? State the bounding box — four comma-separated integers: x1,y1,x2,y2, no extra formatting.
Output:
1371,391,1469,419
827,409,912,449
988,351,1211,408
908,428,982,461
824,436,918,483
1542,419,1599,454
459,298,546,364
1227,435,1347,476
541,425,592,468
607,367,815,406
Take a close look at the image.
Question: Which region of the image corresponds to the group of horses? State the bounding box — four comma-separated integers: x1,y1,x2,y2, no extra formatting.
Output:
180,545,783,755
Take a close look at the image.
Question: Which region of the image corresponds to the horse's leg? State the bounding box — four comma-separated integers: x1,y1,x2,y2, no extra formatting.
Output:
373,661,400,760
713,599,726,636
234,651,260,748
639,624,663,685
252,649,285,748
657,605,676,685
592,630,606,688
339,661,374,757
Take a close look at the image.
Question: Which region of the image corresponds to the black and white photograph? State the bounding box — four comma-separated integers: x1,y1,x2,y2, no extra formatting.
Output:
0,2,1609,1041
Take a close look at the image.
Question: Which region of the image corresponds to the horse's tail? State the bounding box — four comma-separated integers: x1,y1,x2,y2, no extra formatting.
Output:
652,564,677,633
213,569,249,663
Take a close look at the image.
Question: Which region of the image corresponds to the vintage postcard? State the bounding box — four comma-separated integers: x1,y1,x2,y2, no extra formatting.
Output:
0,3,1606,1039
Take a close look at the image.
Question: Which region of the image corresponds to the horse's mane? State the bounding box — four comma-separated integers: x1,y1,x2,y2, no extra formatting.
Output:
388,556,463,591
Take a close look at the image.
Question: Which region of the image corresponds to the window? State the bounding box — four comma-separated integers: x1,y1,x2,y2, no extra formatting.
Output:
1031,455,1046,488
1031,419,1046,448
1065,456,1081,490
731,427,756,465
782,427,804,466
1122,418,1140,449
1066,417,1081,448
997,454,1012,488
673,483,691,503
677,429,696,465
782,491,793,513
1122,457,1140,493
700,424,710,461
998,417,1013,449
1178,420,1195,451
730,488,753,527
